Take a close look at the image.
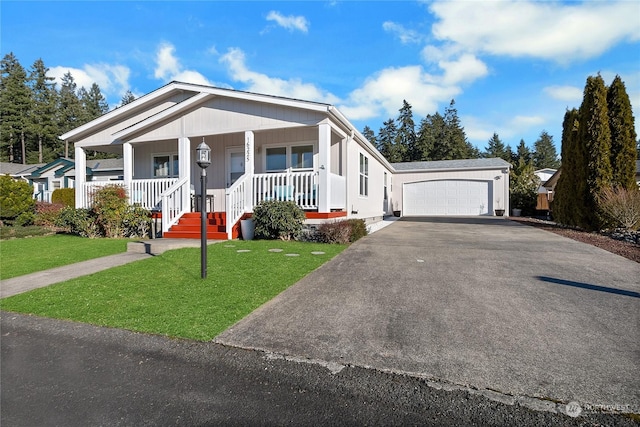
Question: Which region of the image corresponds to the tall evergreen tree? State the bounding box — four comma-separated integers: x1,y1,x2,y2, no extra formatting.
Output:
533,131,560,169
378,119,401,162
483,132,508,160
607,75,637,190
58,72,83,158
553,108,581,226
120,90,136,106
516,139,532,164
443,99,471,159
0,53,31,163
504,144,515,164
28,58,59,163
361,126,377,149
578,75,612,229
414,113,442,161
396,100,416,161
80,82,109,121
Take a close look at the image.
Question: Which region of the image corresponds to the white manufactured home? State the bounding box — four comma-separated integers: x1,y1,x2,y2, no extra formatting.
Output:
60,82,510,239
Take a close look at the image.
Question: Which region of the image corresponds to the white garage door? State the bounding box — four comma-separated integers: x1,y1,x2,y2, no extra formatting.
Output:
403,180,490,216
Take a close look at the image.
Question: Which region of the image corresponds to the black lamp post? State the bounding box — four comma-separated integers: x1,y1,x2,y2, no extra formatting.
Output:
196,139,211,279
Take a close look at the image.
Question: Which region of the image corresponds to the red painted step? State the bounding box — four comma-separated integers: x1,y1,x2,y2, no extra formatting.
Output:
163,211,231,240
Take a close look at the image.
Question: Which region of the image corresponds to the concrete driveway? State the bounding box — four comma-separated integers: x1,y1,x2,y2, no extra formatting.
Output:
216,217,640,413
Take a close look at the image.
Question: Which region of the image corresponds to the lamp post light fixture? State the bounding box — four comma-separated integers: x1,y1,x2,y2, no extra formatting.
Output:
196,139,211,279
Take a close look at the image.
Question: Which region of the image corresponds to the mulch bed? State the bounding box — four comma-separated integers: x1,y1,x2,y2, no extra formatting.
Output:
510,217,640,263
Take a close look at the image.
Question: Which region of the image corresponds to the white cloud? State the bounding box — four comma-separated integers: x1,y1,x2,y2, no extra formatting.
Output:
340,65,460,120
429,1,640,63
383,21,422,44
153,42,213,86
266,11,309,33
48,64,131,101
220,47,339,104
439,53,488,86
543,85,583,102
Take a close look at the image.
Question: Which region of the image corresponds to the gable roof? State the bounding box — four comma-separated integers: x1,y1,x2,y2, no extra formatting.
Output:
392,158,511,172
30,158,74,177
0,162,46,176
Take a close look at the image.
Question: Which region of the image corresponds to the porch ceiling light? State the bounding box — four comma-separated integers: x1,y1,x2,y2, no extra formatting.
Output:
196,139,211,169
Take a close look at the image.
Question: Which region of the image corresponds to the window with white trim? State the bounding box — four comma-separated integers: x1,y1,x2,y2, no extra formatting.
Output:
359,153,369,197
153,154,179,177
265,144,314,172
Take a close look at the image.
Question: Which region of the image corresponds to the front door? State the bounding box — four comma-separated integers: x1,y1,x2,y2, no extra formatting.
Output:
226,148,245,187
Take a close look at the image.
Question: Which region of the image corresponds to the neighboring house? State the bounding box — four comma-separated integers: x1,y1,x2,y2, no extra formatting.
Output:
535,168,557,211
60,81,511,239
1,158,124,202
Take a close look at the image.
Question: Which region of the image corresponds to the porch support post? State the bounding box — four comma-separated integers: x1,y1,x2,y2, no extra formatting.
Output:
123,142,133,202
179,137,191,210
74,146,86,208
318,122,331,213
245,131,254,211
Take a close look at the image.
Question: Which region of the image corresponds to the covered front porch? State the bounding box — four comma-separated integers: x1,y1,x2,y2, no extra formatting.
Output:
75,124,347,239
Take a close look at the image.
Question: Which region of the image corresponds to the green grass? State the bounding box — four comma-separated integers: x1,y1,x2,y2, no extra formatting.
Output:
0,240,346,341
0,234,130,280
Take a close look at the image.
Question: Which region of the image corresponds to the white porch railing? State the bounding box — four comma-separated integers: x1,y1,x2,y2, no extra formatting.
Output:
226,174,249,239
329,173,346,209
253,170,318,209
83,178,178,211
161,176,190,232
130,178,178,210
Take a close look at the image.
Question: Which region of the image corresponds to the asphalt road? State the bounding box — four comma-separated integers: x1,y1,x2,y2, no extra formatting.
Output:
1,312,635,426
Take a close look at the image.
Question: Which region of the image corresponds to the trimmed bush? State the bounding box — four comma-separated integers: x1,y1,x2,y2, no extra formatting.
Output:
34,202,65,227
253,200,305,240
0,175,35,220
56,206,100,238
597,186,640,230
92,185,128,238
317,218,368,244
51,188,75,207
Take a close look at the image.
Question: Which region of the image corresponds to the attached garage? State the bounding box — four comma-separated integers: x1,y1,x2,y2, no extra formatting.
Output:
404,179,491,216
391,158,511,217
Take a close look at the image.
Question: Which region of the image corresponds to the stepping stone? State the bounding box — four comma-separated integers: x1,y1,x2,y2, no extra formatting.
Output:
285,253,300,257
224,244,236,248
311,251,325,255
268,248,283,253
237,249,251,253
417,259,425,263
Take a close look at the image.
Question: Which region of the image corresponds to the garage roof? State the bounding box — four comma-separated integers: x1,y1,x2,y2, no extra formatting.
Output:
392,158,511,172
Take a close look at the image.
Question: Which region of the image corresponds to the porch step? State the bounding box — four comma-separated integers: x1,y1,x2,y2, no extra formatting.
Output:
163,211,236,240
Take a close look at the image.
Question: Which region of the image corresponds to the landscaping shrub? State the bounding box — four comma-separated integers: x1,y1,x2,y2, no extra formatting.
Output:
14,211,35,226
317,219,368,244
51,188,75,207
253,200,305,240
56,206,100,238
55,185,151,238
597,186,640,230
34,202,65,227
348,218,368,242
0,175,35,220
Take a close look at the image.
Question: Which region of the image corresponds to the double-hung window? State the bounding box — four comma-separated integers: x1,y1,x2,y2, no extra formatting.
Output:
265,144,314,172
153,154,179,177
359,153,369,197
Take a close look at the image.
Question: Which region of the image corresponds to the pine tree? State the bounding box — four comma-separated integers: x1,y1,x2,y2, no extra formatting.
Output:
414,113,441,161
579,74,612,229
362,126,377,149
378,119,401,162
516,139,532,164
533,131,560,169
607,75,637,190
58,72,83,158
396,100,416,161
120,90,136,106
28,58,59,163
443,99,471,159
80,83,109,121
483,132,508,160
510,157,540,215
0,53,32,163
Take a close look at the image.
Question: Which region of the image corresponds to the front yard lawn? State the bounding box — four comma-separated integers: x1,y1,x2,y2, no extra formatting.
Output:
0,234,130,280
0,240,346,341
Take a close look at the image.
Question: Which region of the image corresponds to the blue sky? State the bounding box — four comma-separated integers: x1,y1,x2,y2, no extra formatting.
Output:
2,1,639,153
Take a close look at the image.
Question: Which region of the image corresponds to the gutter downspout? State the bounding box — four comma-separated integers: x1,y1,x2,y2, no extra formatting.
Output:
345,129,354,217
